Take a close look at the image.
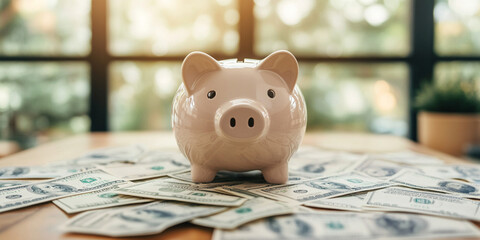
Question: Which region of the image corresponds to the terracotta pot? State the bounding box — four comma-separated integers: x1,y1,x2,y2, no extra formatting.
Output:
418,111,480,156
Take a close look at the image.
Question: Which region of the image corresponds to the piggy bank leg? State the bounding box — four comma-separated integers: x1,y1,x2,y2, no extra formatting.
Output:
262,163,288,184
191,165,217,183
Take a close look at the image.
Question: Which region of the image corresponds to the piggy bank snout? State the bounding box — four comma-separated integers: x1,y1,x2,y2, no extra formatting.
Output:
215,100,269,142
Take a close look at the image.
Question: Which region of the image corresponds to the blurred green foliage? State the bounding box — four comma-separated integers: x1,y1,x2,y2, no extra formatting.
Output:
415,79,480,113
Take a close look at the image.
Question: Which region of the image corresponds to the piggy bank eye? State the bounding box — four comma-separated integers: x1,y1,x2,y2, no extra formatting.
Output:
207,90,216,99
267,89,275,98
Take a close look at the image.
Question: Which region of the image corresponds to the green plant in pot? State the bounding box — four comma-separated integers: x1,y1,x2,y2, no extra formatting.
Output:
415,79,480,156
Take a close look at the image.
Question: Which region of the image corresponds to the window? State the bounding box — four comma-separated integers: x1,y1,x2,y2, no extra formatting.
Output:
254,0,410,56
434,0,480,55
109,61,181,131
2,0,478,149
107,0,412,137
0,0,91,55
433,0,480,108
0,0,91,148
108,0,239,56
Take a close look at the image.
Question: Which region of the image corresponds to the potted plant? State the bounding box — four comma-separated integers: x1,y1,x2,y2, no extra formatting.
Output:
415,80,480,156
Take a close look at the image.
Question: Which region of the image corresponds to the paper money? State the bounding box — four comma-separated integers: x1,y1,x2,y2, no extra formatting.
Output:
416,165,480,183
369,150,442,165
169,170,265,183
49,145,146,167
0,169,127,213
0,180,32,189
389,170,480,199
0,166,91,179
168,170,273,193
289,147,364,177
212,211,480,240
218,175,311,199
53,184,153,214
303,193,367,211
353,158,413,180
192,197,294,229
114,178,247,206
364,187,480,221
251,172,391,203
62,201,226,237
292,146,363,162
99,161,190,181
289,159,360,178
136,150,189,164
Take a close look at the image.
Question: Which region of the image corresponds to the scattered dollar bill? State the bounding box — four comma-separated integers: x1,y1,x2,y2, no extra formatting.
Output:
169,170,265,183
289,159,360,178
99,161,190,181
218,175,311,199
0,180,32,189
62,201,226,237
289,147,364,177
114,178,247,206
192,197,294,229
0,169,127,213
364,187,480,221
136,150,189,164
292,146,363,162
303,193,367,211
251,172,392,203
53,184,153,214
212,211,480,240
48,145,146,167
369,150,442,165
0,166,92,179
353,158,416,180
5,143,480,238
416,164,480,183
168,170,277,193
388,170,480,199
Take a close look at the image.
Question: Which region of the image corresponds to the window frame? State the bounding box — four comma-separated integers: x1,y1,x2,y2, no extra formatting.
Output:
1,0,479,140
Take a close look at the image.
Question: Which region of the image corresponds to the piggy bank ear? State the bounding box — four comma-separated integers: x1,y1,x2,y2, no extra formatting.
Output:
257,50,298,93
182,51,221,95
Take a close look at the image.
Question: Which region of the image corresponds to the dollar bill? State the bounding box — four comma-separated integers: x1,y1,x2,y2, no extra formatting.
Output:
303,193,367,211
218,175,311,199
53,184,153,214
114,178,247,206
292,146,363,162
251,172,391,203
369,150,442,165
136,150,189,164
62,201,226,237
48,145,146,167
0,169,127,213
388,170,480,199
416,164,480,183
353,158,416,180
192,197,294,229
289,158,361,178
0,166,92,179
364,187,480,221
99,161,190,181
290,147,364,177
169,170,265,183
168,170,276,193
0,180,32,189
212,211,480,240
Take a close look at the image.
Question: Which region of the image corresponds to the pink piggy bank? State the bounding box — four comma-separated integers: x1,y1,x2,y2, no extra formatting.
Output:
172,50,307,184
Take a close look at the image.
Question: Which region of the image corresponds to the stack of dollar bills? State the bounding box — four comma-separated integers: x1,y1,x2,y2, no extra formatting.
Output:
2,145,480,239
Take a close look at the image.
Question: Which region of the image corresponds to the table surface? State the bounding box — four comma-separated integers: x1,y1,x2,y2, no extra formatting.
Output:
0,131,477,240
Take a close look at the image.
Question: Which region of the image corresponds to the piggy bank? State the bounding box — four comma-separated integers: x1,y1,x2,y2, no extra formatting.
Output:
172,50,307,184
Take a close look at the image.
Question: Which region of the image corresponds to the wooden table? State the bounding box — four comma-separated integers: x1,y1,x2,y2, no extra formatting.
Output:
0,132,475,240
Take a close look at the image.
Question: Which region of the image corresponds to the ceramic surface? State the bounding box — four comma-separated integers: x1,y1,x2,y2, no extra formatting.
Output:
172,50,307,183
